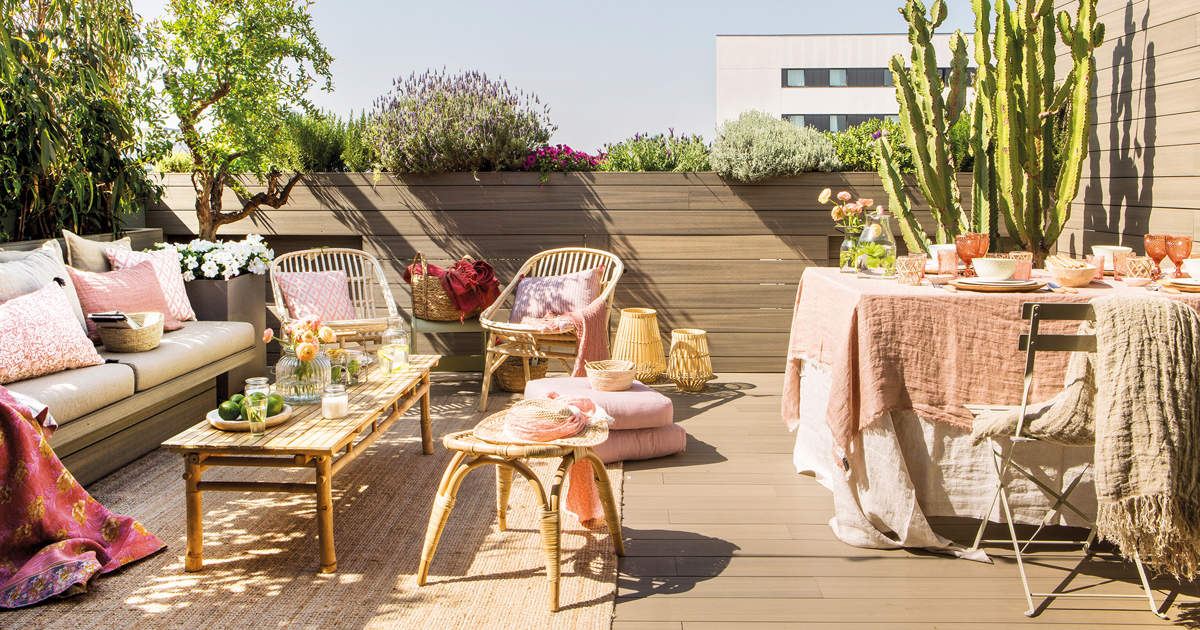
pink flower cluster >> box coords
[521,144,605,172]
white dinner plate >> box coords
[957,278,1040,287]
[1168,277,1200,287]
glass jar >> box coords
[244,377,270,436]
[378,317,409,374]
[855,207,898,278]
[837,226,862,273]
[343,349,368,386]
[322,384,348,419]
[274,347,332,405]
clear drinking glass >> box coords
[895,255,924,286]
[1125,255,1156,285]
[244,377,270,437]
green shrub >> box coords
[154,150,196,173]
[341,112,377,172]
[275,110,346,172]
[710,111,840,182]
[367,69,555,173]
[829,119,914,173]
[600,130,710,172]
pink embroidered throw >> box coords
[520,296,610,377]
[519,393,607,524]
[0,388,164,608]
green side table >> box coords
[411,316,486,372]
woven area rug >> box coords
[3,379,622,629]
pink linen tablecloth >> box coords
[782,267,1200,466]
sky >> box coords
[131,0,975,152]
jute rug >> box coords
[3,379,621,629]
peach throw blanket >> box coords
[521,297,610,377]
[508,394,609,524]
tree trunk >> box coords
[194,173,219,240]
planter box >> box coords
[186,273,266,394]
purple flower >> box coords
[871,130,883,140]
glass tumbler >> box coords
[895,255,924,286]
[1008,251,1033,281]
[244,377,270,437]
[1125,255,1156,285]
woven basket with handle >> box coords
[496,360,548,392]
[98,312,164,353]
[410,253,480,321]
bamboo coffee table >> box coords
[162,354,441,574]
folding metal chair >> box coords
[965,302,1171,618]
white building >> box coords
[715,34,970,132]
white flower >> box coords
[247,259,268,275]
[200,260,220,278]
[182,270,195,281]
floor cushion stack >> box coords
[524,377,686,463]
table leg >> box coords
[183,454,204,572]
[420,372,433,455]
[315,455,337,573]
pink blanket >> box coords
[521,296,610,377]
[519,393,608,525]
[0,388,164,608]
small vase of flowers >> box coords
[820,188,873,273]
[264,318,335,405]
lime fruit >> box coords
[331,365,343,382]
[217,401,241,421]
[267,394,284,416]
[230,393,245,406]
[348,359,360,376]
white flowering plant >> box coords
[151,234,273,281]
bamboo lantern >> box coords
[667,328,714,392]
[611,307,666,383]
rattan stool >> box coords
[416,430,624,611]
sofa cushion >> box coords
[0,283,104,384]
[510,267,601,322]
[107,247,196,322]
[62,228,129,272]
[101,320,254,391]
[524,377,674,430]
[593,424,687,464]
[67,261,183,341]
[5,363,135,425]
[0,240,87,332]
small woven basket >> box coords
[667,328,714,392]
[496,359,548,392]
[98,312,164,353]
[585,359,635,391]
[410,253,479,321]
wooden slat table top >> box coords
[163,355,440,456]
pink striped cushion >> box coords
[66,262,183,341]
[509,267,602,323]
[106,248,196,322]
[0,283,103,384]
[274,270,358,321]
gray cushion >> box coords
[101,320,254,391]
[0,240,87,332]
[5,363,135,425]
[62,228,130,272]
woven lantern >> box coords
[667,328,714,392]
[611,307,666,383]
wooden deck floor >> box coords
[613,373,1200,630]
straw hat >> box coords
[473,398,609,447]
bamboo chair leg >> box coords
[522,356,531,385]
[418,456,472,585]
[480,334,500,411]
[496,465,514,531]
[541,455,574,612]
[583,450,625,556]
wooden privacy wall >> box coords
[148,171,951,372]
[1055,0,1200,253]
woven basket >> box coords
[667,328,714,392]
[611,307,666,383]
[496,359,548,392]
[411,253,479,321]
[585,359,635,391]
[98,312,164,353]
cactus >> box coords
[880,0,1100,262]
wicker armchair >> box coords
[478,247,623,410]
[269,248,400,348]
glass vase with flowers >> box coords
[819,188,872,273]
[263,318,335,405]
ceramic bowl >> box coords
[1047,264,1098,287]
[1091,245,1133,271]
[971,257,1017,281]
[1181,258,1200,278]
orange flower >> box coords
[837,191,852,202]
[296,342,318,362]
[858,198,874,208]
[318,326,337,343]
[262,328,275,344]
[831,207,846,221]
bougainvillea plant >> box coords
[520,145,604,182]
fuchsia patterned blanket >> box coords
[0,388,164,608]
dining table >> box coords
[781,266,1200,557]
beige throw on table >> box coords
[973,295,1200,580]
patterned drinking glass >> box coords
[1008,251,1033,281]
[1144,234,1168,277]
[936,247,958,276]
[1085,254,1106,281]
[955,232,989,277]
[1126,255,1156,282]
[895,255,924,286]
[1110,249,1130,281]
[1166,235,1193,278]
[905,253,928,279]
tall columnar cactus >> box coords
[876,0,980,253]
[973,0,1102,264]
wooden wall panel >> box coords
[152,173,957,372]
[1055,0,1200,257]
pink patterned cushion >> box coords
[66,262,183,341]
[106,248,196,322]
[0,283,103,384]
[509,267,602,323]
[274,270,358,321]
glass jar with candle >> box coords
[378,317,410,374]
[322,384,348,419]
[244,377,270,436]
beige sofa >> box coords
[7,320,256,485]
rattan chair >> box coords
[965,302,1172,618]
[478,247,624,410]
[269,248,399,348]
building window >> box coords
[785,113,899,131]
[886,114,901,123]
[829,69,847,87]
[783,69,805,87]
[829,115,848,132]
[785,114,805,127]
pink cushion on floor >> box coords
[524,376,673,430]
[593,424,687,464]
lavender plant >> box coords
[600,130,710,172]
[367,70,555,173]
[711,110,840,182]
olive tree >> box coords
[150,0,333,240]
